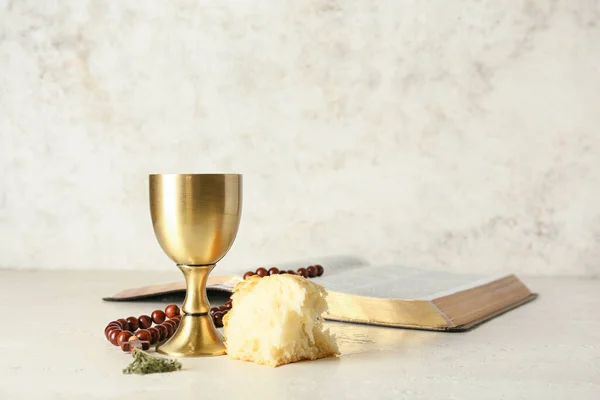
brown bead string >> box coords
[211,264,325,327]
[209,299,232,328]
[242,264,324,280]
[104,304,182,352]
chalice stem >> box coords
[156,263,226,357]
[179,264,214,315]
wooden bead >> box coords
[106,321,121,330]
[138,315,152,329]
[243,271,255,280]
[105,327,120,340]
[162,323,174,338]
[255,267,268,277]
[164,319,177,328]
[224,300,233,308]
[105,323,121,336]
[155,324,168,341]
[136,329,151,342]
[151,310,166,324]
[165,304,180,319]
[316,265,324,276]
[218,305,228,311]
[105,327,116,339]
[287,270,297,275]
[116,318,129,331]
[307,266,318,278]
[268,267,279,275]
[108,329,122,346]
[126,317,139,332]
[117,331,133,346]
[279,270,287,274]
[297,268,308,278]
[213,311,224,328]
[147,327,159,345]
[210,307,220,314]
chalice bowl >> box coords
[149,174,242,357]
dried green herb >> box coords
[122,348,182,375]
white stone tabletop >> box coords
[0,270,598,400]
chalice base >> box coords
[156,314,226,357]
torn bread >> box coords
[223,274,339,367]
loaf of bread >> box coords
[223,274,340,367]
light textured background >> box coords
[1,1,599,276]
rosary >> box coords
[105,264,325,352]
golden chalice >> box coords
[149,173,242,357]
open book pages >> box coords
[104,255,536,331]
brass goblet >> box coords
[149,173,242,357]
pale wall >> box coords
[1,1,599,276]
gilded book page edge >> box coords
[324,293,538,332]
[324,290,450,329]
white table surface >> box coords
[0,270,598,400]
